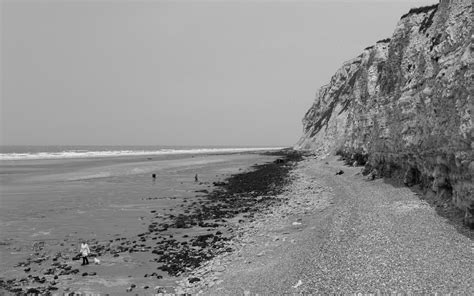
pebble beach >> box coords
[1,150,473,295]
[184,154,474,295]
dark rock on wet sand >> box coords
[145,150,303,276]
[0,150,303,294]
[189,277,201,283]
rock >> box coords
[295,1,473,225]
[213,265,225,272]
[369,169,378,180]
[26,288,41,294]
[70,269,80,274]
[403,167,421,187]
[215,279,224,285]
[175,218,187,228]
[292,280,303,288]
[188,277,201,283]
[464,209,474,229]
[34,276,46,284]
[422,87,433,96]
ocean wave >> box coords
[0,147,285,161]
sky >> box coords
[1,0,437,147]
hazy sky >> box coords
[1,0,436,147]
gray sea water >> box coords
[0,145,282,160]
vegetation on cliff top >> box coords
[376,38,391,44]
[400,4,438,19]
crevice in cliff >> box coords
[335,149,368,167]
[419,7,438,33]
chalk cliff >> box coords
[296,0,473,226]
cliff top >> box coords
[400,3,439,19]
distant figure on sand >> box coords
[152,173,156,180]
[195,174,199,182]
[80,241,90,265]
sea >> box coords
[0,145,283,161]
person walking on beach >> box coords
[80,241,90,265]
[195,174,199,182]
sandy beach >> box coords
[0,151,293,294]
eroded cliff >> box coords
[296,0,473,226]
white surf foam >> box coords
[0,147,285,161]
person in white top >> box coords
[80,241,91,265]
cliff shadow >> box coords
[336,151,473,240]
[377,176,473,240]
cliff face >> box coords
[296,0,473,226]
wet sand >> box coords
[0,151,297,294]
